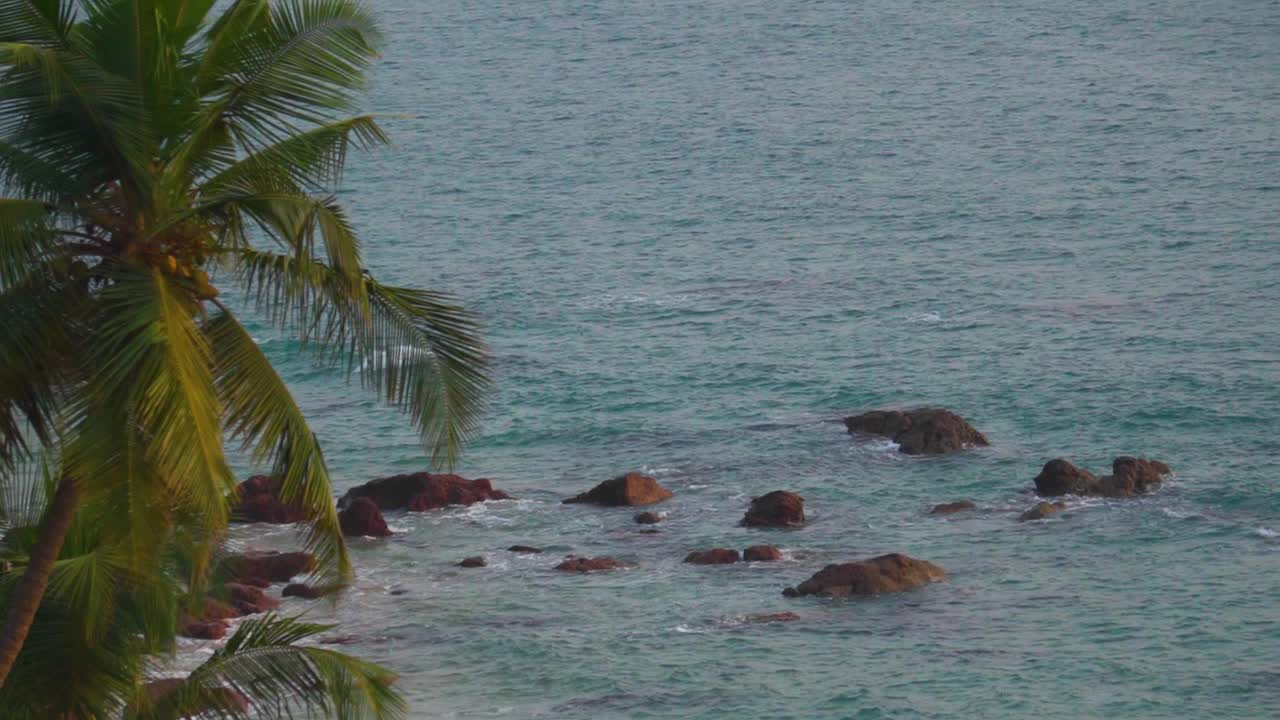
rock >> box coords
[318,635,360,645]
[554,556,625,572]
[225,583,280,615]
[782,553,945,598]
[282,583,328,599]
[929,500,976,515]
[743,611,800,624]
[508,545,543,554]
[743,545,783,562]
[458,556,486,568]
[634,511,662,524]
[230,475,305,524]
[741,490,805,527]
[199,598,239,620]
[180,619,229,640]
[222,551,316,585]
[684,548,741,565]
[1020,501,1067,521]
[562,473,674,507]
[1094,456,1170,497]
[144,678,249,715]
[1033,459,1097,496]
[337,472,511,512]
[844,408,989,455]
[339,497,392,537]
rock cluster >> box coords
[844,408,989,455]
[554,556,625,572]
[1034,457,1171,497]
[338,472,512,511]
[230,475,304,524]
[562,473,674,507]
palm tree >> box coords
[0,0,487,694]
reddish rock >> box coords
[1094,456,1171,497]
[145,678,249,715]
[230,475,305,524]
[339,497,392,537]
[743,545,783,562]
[743,611,800,624]
[741,491,805,527]
[1033,459,1097,496]
[1020,501,1068,521]
[684,548,741,565]
[181,619,229,640]
[554,556,625,572]
[508,545,543,554]
[562,473,674,507]
[222,551,316,585]
[338,472,511,512]
[634,511,662,524]
[225,583,280,615]
[929,500,976,515]
[844,408,988,455]
[782,553,945,598]
[199,598,239,621]
[282,583,328,599]
[458,556,486,568]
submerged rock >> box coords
[282,583,329,599]
[339,497,392,537]
[743,545,783,562]
[222,551,316,585]
[508,545,543,554]
[230,475,304,524]
[554,556,625,572]
[844,408,989,455]
[684,548,741,565]
[225,583,280,615]
[458,556,487,568]
[782,553,945,598]
[562,473,674,507]
[180,618,229,640]
[338,472,512,511]
[634,511,662,524]
[929,500,976,515]
[1020,501,1067,521]
[1033,457,1171,497]
[743,611,800,624]
[741,491,805,527]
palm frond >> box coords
[0,197,53,288]
[0,0,75,47]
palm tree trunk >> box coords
[0,475,79,687]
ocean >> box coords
[224,1,1280,717]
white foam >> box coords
[907,311,943,323]
[1256,527,1278,539]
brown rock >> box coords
[458,556,486,568]
[339,497,392,537]
[634,511,662,524]
[1020,501,1068,521]
[562,473,674,507]
[1033,459,1097,496]
[741,491,805,527]
[199,598,239,621]
[684,548,741,565]
[782,553,945,598]
[844,408,989,455]
[1095,456,1171,497]
[508,545,543,554]
[282,583,328,599]
[145,678,249,715]
[338,472,512,512]
[554,556,625,572]
[743,611,800,624]
[743,545,783,562]
[222,551,316,585]
[225,583,280,615]
[180,619,229,640]
[230,475,305,524]
[929,500,976,515]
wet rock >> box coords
[1020,501,1068,521]
[634,511,662,524]
[562,473,674,507]
[1094,456,1171,497]
[199,598,239,621]
[743,611,800,624]
[554,556,625,572]
[741,490,805,527]
[230,475,305,524]
[844,408,989,455]
[222,551,316,585]
[318,635,360,645]
[684,548,741,565]
[782,553,945,598]
[458,556,486,568]
[282,583,328,599]
[508,545,543,554]
[339,497,392,537]
[1033,459,1097,496]
[743,545,783,562]
[180,619,229,640]
[225,583,280,615]
[338,472,511,511]
[929,500,976,515]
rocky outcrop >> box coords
[339,497,392,537]
[1020,501,1067,521]
[929,500,976,515]
[844,408,989,455]
[230,475,304,524]
[508,545,543,554]
[741,491,805,527]
[221,551,316,585]
[743,545,783,562]
[458,556,486,568]
[554,556,625,572]
[684,548,740,565]
[226,583,280,615]
[562,473,673,507]
[1034,457,1171,497]
[782,553,945,598]
[282,583,328,599]
[180,619,229,640]
[1033,459,1097,496]
[634,511,662,524]
[338,472,511,512]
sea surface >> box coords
[223,1,1280,717]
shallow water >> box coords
[222,1,1279,717]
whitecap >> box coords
[907,311,943,323]
[1256,527,1278,539]
[673,623,710,635]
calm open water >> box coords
[224,1,1280,717]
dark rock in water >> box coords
[743,545,783,562]
[508,545,543,554]
[222,551,316,585]
[743,612,800,624]
[180,618,229,640]
[230,475,305,524]
[1020,501,1067,521]
[458,556,486,568]
[634,511,663,524]
[741,490,805,527]
[929,500,976,515]
[225,583,280,615]
[782,553,945,598]
[554,556,625,572]
[562,473,674,507]
[339,497,392,537]
[1033,459,1097,496]
[319,635,360,645]
[338,472,511,511]
[282,583,328,599]
[684,548,741,565]
[844,408,989,455]
[145,678,250,715]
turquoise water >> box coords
[227,1,1280,717]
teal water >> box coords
[226,1,1280,717]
